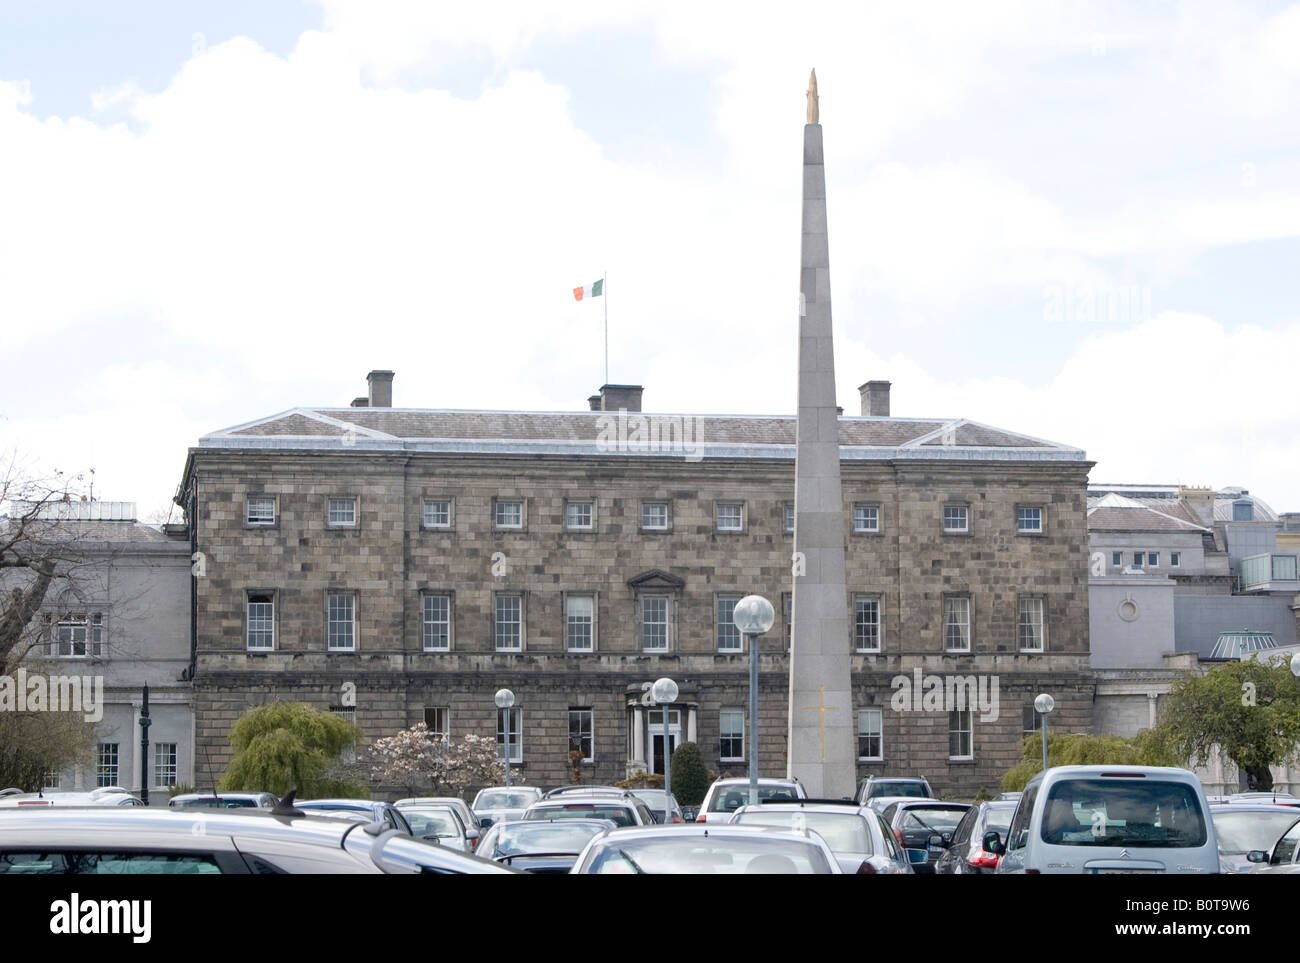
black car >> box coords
[882,801,970,874]
[932,801,1017,874]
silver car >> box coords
[730,801,913,874]
[571,824,841,874]
[0,787,145,808]
[396,796,481,832]
[472,786,544,828]
[0,807,519,873]
[400,805,474,852]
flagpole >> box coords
[603,270,608,386]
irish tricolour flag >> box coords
[573,279,603,301]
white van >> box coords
[984,765,1219,874]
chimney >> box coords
[588,395,602,411]
[1178,485,1215,526]
[367,370,394,408]
[598,384,643,412]
[859,380,891,417]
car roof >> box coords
[735,802,869,815]
[295,799,387,808]
[1028,765,1200,787]
[0,806,368,844]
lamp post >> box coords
[139,683,151,807]
[651,677,678,823]
[1035,693,1055,773]
[495,689,515,788]
[733,595,776,808]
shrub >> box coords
[669,742,709,807]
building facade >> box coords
[178,373,1095,799]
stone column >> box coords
[631,705,645,769]
[687,706,697,745]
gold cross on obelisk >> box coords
[802,685,839,761]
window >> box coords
[1017,507,1042,533]
[943,505,968,533]
[494,500,523,529]
[566,594,594,652]
[332,706,358,763]
[1132,552,1144,569]
[715,502,743,532]
[717,596,742,652]
[53,613,103,657]
[1170,552,1181,567]
[854,597,881,652]
[641,501,670,531]
[422,593,451,651]
[1233,501,1254,522]
[96,743,119,788]
[783,502,795,533]
[497,708,522,763]
[154,743,178,788]
[247,594,275,651]
[948,710,973,760]
[641,596,669,651]
[853,504,879,533]
[1111,551,1122,567]
[43,771,61,789]
[568,709,593,762]
[423,706,449,743]
[1018,597,1045,651]
[1022,705,1043,737]
[326,592,356,651]
[944,596,971,651]
[495,594,522,651]
[720,709,745,762]
[565,501,594,531]
[1273,555,1299,581]
[246,496,275,525]
[423,499,452,529]
[782,592,792,651]
[857,709,883,761]
[328,496,357,527]
[1147,552,1159,567]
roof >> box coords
[194,407,1088,464]
[1209,630,1279,660]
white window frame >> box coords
[497,707,523,763]
[1147,552,1159,568]
[494,499,524,530]
[944,596,971,652]
[853,504,880,533]
[1111,551,1122,567]
[422,499,453,530]
[857,708,883,761]
[854,596,882,653]
[715,502,744,533]
[423,706,450,743]
[246,593,275,651]
[52,612,104,658]
[1016,507,1043,533]
[641,501,670,531]
[568,708,594,763]
[948,710,973,761]
[717,595,743,652]
[246,496,276,525]
[564,500,595,531]
[1018,597,1046,652]
[1170,552,1181,568]
[943,505,969,533]
[719,709,745,762]
[96,742,119,788]
[154,743,178,789]
[565,593,595,652]
[495,593,523,652]
[641,595,670,652]
[326,591,357,652]
[328,496,357,528]
[783,502,795,534]
[422,593,452,652]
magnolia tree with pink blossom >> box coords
[367,723,508,797]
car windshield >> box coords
[709,786,799,812]
[733,811,872,854]
[174,797,257,809]
[631,791,671,807]
[872,782,927,797]
[983,807,1015,836]
[477,791,537,810]
[1041,779,1208,848]
[488,822,607,856]
[901,808,966,833]
[404,810,461,838]
[587,836,831,874]
[1212,811,1300,854]
[530,805,636,827]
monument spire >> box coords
[788,70,854,798]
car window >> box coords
[951,808,975,845]
[902,808,966,833]
[1211,811,1300,854]
[877,814,905,862]
[587,837,831,874]
[734,811,872,854]
[1006,783,1036,850]
[1040,779,1207,848]
[0,851,224,874]
[1273,820,1300,864]
[405,811,461,839]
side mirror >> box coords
[983,831,1005,855]
[422,835,442,845]
[1246,850,1268,864]
[927,833,946,851]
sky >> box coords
[1,0,1298,520]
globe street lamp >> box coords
[651,677,678,823]
[495,689,515,788]
[1034,693,1055,773]
[1291,652,1300,679]
[734,595,776,807]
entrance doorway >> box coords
[647,709,681,775]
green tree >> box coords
[1002,730,1179,792]
[1157,657,1300,792]
[668,741,709,807]
[221,703,366,797]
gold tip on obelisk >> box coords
[806,68,819,124]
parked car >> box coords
[856,776,934,805]
[1226,791,1298,804]
[571,824,841,874]
[0,787,145,808]
[476,818,617,873]
[399,805,475,852]
[730,800,912,874]
[471,786,545,827]
[1246,813,1300,873]
[543,785,629,798]
[1211,804,1300,873]
[168,792,278,810]
[932,800,1017,874]
[0,805,518,873]
[293,798,413,835]
[985,765,1219,874]
[523,794,657,828]
[627,789,684,824]
[697,777,806,823]
[396,796,481,832]
[881,800,970,874]
[863,794,940,814]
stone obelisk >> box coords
[788,69,855,799]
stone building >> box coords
[177,372,1094,799]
